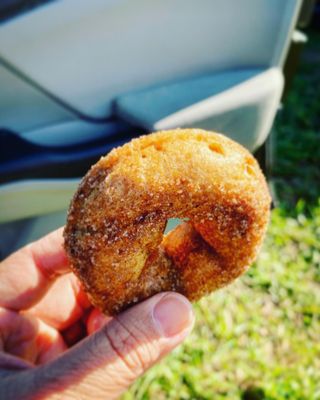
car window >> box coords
[0,0,55,24]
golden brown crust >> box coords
[64,129,271,315]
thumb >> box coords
[30,292,193,399]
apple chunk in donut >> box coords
[64,129,271,315]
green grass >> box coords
[123,30,320,400]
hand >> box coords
[0,228,194,400]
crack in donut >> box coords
[64,129,271,315]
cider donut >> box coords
[64,129,271,315]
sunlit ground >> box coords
[123,29,320,400]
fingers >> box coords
[0,228,70,310]
[30,293,194,400]
[86,308,112,335]
[61,320,87,347]
[0,352,33,372]
[0,308,38,363]
[0,308,66,365]
[28,273,91,331]
[35,319,67,364]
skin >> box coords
[0,228,194,400]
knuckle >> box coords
[103,317,156,376]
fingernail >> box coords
[153,294,194,337]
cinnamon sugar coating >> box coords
[64,129,271,315]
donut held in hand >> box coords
[64,129,271,315]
